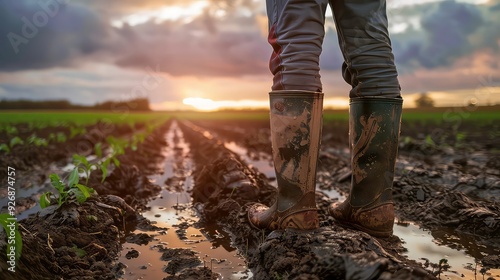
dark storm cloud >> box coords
[111,15,270,76]
[1,0,497,77]
[0,0,110,71]
[0,0,270,76]
[320,0,498,73]
[391,0,498,70]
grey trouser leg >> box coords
[330,0,401,98]
[267,0,328,92]
[266,0,401,98]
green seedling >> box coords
[93,142,112,181]
[49,132,67,143]
[57,132,67,143]
[0,143,10,153]
[75,151,112,183]
[5,126,18,136]
[107,136,127,156]
[94,142,103,158]
[424,135,436,147]
[0,213,22,261]
[27,134,48,147]
[106,136,129,169]
[34,122,47,130]
[40,171,94,209]
[99,157,112,183]
[72,245,87,258]
[87,215,98,222]
[73,154,95,186]
[69,127,87,139]
[131,131,148,151]
[146,123,156,134]
[455,132,466,148]
[9,136,24,148]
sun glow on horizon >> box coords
[182,97,269,111]
[182,97,220,111]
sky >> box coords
[0,0,499,111]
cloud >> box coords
[0,0,270,77]
[1,0,498,85]
[0,0,111,71]
[391,0,499,71]
[111,15,270,76]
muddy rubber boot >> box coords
[329,97,402,238]
[248,91,323,230]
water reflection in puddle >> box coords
[394,222,500,279]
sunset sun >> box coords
[183,97,219,111]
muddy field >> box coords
[0,115,499,280]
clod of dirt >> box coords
[160,248,202,275]
[482,255,500,268]
[125,249,140,259]
[162,266,219,280]
[126,233,155,245]
[396,180,500,239]
[135,215,168,232]
[172,221,192,240]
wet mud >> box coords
[0,122,169,279]
[1,117,499,279]
[191,118,500,279]
[0,196,133,279]
[183,120,437,280]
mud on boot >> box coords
[329,97,402,238]
[248,91,323,230]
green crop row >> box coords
[0,111,171,126]
[0,130,85,154]
[39,120,160,209]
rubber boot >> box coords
[248,91,323,230]
[329,97,402,238]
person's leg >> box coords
[267,0,328,92]
[247,0,328,230]
[330,0,401,98]
[328,0,403,237]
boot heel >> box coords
[280,209,319,230]
[355,204,395,238]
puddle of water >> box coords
[119,121,251,279]
[394,222,500,279]
[224,141,276,187]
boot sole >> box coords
[333,217,392,238]
[247,203,319,231]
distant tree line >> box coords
[0,98,151,111]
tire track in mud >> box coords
[178,120,435,280]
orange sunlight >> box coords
[182,97,270,111]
